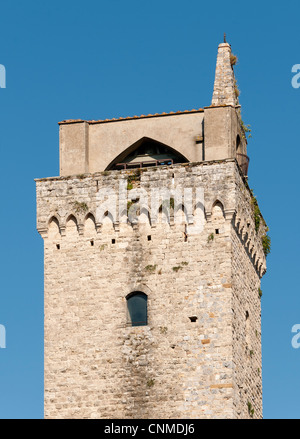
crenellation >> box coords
[37,160,266,276]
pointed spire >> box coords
[211,41,239,107]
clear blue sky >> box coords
[0,0,299,419]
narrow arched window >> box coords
[236,134,241,151]
[126,292,148,326]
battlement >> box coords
[36,160,266,278]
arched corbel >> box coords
[224,208,236,221]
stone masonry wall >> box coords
[230,178,266,419]
[36,160,266,419]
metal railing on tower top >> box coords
[236,153,250,177]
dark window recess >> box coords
[56,244,60,250]
[127,292,147,326]
[189,316,198,322]
[112,239,116,244]
[90,240,94,246]
[147,235,151,241]
[108,137,189,171]
[184,225,188,242]
[236,134,241,151]
[215,229,220,235]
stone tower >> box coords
[36,41,268,419]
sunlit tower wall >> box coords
[36,41,268,419]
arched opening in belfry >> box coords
[235,134,250,177]
[106,137,189,170]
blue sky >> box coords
[0,0,299,419]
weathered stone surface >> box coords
[211,43,238,107]
[36,160,266,419]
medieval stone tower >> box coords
[36,41,268,419]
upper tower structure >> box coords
[36,40,268,419]
[57,40,248,178]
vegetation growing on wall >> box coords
[73,201,88,214]
[240,119,252,140]
[249,190,271,256]
[261,233,271,256]
[230,53,238,66]
[250,192,261,233]
[127,169,142,190]
[247,401,254,418]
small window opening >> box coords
[215,229,220,235]
[56,244,60,250]
[112,239,116,244]
[189,316,198,322]
[245,310,251,350]
[90,240,94,246]
[236,134,241,151]
[127,292,148,326]
[147,235,151,241]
